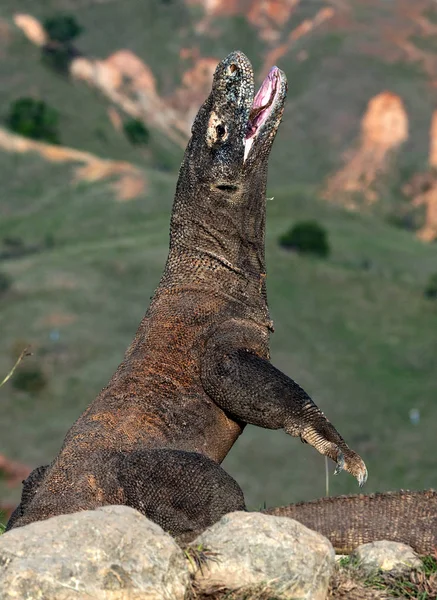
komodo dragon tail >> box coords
[262,489,437,555]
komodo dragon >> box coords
[6,52,436,554]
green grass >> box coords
[362,556,437,599]
[331,555,437,599]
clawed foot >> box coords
[333,449,368,487]
[293,422,368,487]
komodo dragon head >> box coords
[185,50,287,181]
[169,51,287,279]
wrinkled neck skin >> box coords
[167,157,269,290]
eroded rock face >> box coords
[352,540,423,575]
[0,505,189,600]
[13,14,47,46]
[324,91,408,206]
[191,511,335,600]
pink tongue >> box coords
[246,67,279,140]
[253,67,278,110]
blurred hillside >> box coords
[0,0,437,520]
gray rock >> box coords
[191,511,335,600]
[352,540,423,575]
[0,505,189,600]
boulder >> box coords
[191,511,335,600]
[352,540,423,575]
[0,505,189,600]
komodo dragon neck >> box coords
[165,157,269,289]
[154,57,286,319]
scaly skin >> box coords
[263,489,437,555]
[7,51,366,535]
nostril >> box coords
[216,124,226,138]
[228,63,237,74]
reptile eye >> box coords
[216,124,226,138]
[228,63,237,75]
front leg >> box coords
[201,321,367,486]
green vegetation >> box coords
[279,220,330,257]
[362,556,437,599]
[12,365,47,394]
[123,119,150,146]
[44,233,56,249]
[40,15,83,74]
[0,348,31,390]
[0,272,12,296]
[385,210,418,233]
[423,555,437,575]
[337,555,354,568]
[43,15,83,44]
[424,272,437,299]
[41,44,75,75]
[332,555,437,599]
[2,236,24,249]
[0,236,47,260]
[424,5,437,25]
[6,98,60,144]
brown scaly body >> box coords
[7,51,378,543]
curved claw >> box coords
[333,451,345,475]
[357,465,368,488]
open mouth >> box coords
[244,66,281,161]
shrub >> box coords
[279,220,330,258]
[6,98,60,144]
[424,272,437,300]
[0,272,12,296]
[123,119,150,146]
[44,233,55,249]
[41,44,75,74]
[385,211,417,232]
[2,236,24,248]
[43,15,83,44]
[40,15,82,74]
[12,366,47,394]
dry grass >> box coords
[191,581,309,600]
[330,554,437,600]
[186,555,437,600]
[0,346,30,389]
